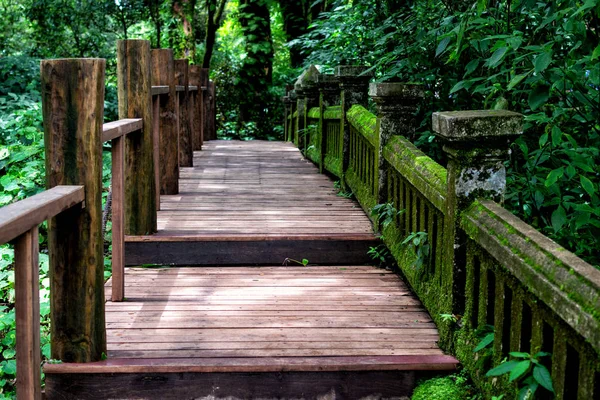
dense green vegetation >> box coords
[0,0,598,398]
[294,0,599,268]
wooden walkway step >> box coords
[125,141,377,266]
[44,266,457,399]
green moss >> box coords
[324,154,342,178]
[307,107,320,119]
[346,105,379,147]
[412,376,471,400]
[323,105,342,119]
[344,167,377,214]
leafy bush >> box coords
[295,0,600,267]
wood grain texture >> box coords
[200,68,209,142]
[123,140,377,265]
[41,58,107,362]
[0,186,83,245]
[189,65,202,151]
[174,59,193,167]
[151,49,179,196]
[101,118,142,142]
[117,39,157,235]
[111,135,125,302]
[14,227,41,400]
[45,370,419,399]
[45,265,455,398]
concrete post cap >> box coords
[432,110,523,143]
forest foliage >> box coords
[0,0,598,398]
[294,0,600,267]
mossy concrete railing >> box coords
[284,73,600,398]
[345,105,379,212]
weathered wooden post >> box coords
[433,110,523,313]
[293,65,320,150]
[208,80,216,140]
[288,89,297,143]
[190,65,203,151]
[369,83,424,204]
[117,40,157,235]
[317,74,340,173]
[200,68,210,142]
[336,66,373,182]
[41,58,107,362]
[151,49,179,195]
[175,59,193,167]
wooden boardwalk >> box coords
[45,141,457,399]
[125,141,379,265]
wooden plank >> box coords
[44,370,420,399]
[101,118,143,142]
[151,85,169,96]
[125,233,376,242]
[14,227,41,400]
[111,134,125,302]
[117,39,157,235]
[107,341,439,350]
[0,186,84,245]
[43,355,457,374]
[124,238,376,265]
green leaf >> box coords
[545,168,564,187]
[485,47,509,68]
[474,332,494,352]
[551,206,567,232]
[551,126,562,146]
[464,59,479,76]
[486,360,519,377]
[509,352,531,359]
[436,37,451,57]
[580,176,595,196]
[534,52,552,73]
[528,85,549,110]
[592,45,600,61]
[509,360,531,382]
[302,259,309,266]
[507,73,527,90]
[533,365,554,393]
[518,384,538,400]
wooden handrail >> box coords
[0,186,85,245]
[0,185,85,400]
[151,85,169,96]
[102,118,143,142]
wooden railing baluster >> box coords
[110,132,125,302]
[14,226,41,400]
[189,65,203,152]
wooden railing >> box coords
[286,70,600,399]
[0,40,215,399]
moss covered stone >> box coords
[411,376,471,400]
[347,105,378,147]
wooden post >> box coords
[151,49,179,195]
[14,226,41,400]
[208,80,216,140]
[117,39,157,236]
[110,135,125,301]
[41,58,106,362]
[175,59,193,167]
[200,68,210,142]
[189,65,203,151]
